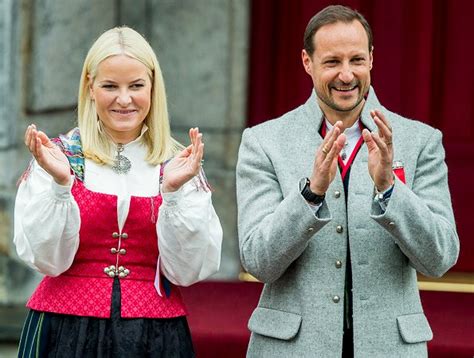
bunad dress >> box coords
[14,128,223,357]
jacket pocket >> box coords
[248,307,302,340]
[396,313,433,343]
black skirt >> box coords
[17,278,195,358]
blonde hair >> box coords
[78,26,181,165]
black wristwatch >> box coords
[299,177,325,205]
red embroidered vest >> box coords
[27,180,187,318]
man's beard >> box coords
[317,81,365,112]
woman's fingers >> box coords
[29,128,39,156]
[37,130,53,148]
[189,127,195,146]
[177,145,193,159]
[24,124,36,147]
[34,136,44,161]
[180,127,204,174]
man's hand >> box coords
[309,121,346,195]
[362,110,394,191]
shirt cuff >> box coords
[374,183,394,212]
[306,201,323,215]
[51,176,74,201]
[161,186,184,207]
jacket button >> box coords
[112,232,119,238]
[334,191,341,198]
[335,260,342,269]
[332,295,340,303]
[110,248,117,254]
[119,248,126,255]
[121,233,129,239]
[389,221,395,227]
[307,227,314,233]
[336,225,343,233]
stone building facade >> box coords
[0,0,248,339]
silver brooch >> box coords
[111,144,131,174]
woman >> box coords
[14,26,222,357]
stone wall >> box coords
[0,0,248,338]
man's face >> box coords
[302,20,373,117]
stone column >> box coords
[0,0,118,339]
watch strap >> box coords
[300,178,325,205]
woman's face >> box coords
[89,55,152,143]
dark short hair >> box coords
[304,5,373,55]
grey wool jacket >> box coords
[236,87,459,358]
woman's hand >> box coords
[25,124,71,186]
[162,127,204,193]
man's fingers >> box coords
[324,133,345,163]
[373,109,390,129]
[373,116,392,142]
[362,129,377,152]
[370,132,391,157]
[335,133,346,147]
[371,110,392,143]
[320,122,343,156]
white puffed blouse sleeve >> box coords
[13,161,80,276]
[14,136,222,293]
[157,178,222,287]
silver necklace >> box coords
[111,144,131,174]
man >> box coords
[236,5,459,358]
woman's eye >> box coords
[101,84,116,89]
[131,83,145,89]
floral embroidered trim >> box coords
[17,159,34,185]
[18,127,84,184]
[51,127,85,182]
[195,167,212,192]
